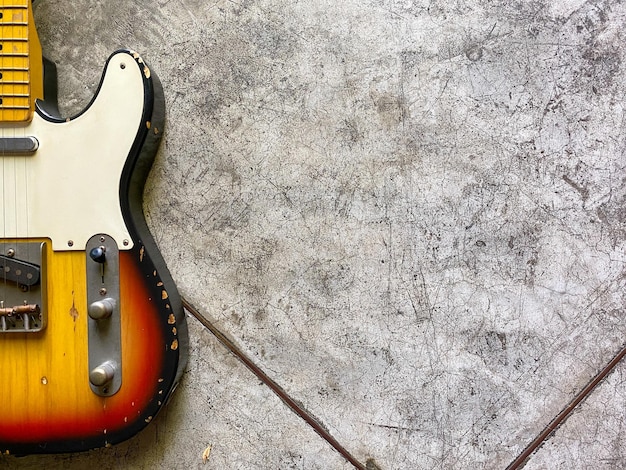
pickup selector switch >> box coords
[89,246,106,263]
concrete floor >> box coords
[3,0,626,468]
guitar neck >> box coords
[0,0,43,123]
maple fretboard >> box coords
[0,0,43,122]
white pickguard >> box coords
[0,51,148,251]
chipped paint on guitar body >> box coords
[0,50,187,454]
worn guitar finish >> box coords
[0,2,187,453]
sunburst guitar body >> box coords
[0,2,188,453]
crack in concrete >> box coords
[182,297,368,470]
[507,341,626,469]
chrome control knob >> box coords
[89,361,117,387]
[88,298,116,320]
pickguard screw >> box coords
[123,239,129,246]
[6,249,14,257]
[68,240,74,247]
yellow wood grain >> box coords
[0,241,93,422]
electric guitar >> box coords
[0,2,187,453]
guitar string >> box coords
[1,1,33,327]
[3,5,16,323]
[22,1,29,326]
[1,3,4,311]
[23,0,34,329]
[1,1,8,317]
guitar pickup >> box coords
[0,255,41,287]
[0,136,39,154]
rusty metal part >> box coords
[0,304,40,316]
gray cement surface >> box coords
[3,0,626,468]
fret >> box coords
[0,40,29,48]
[0,5,28,12]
